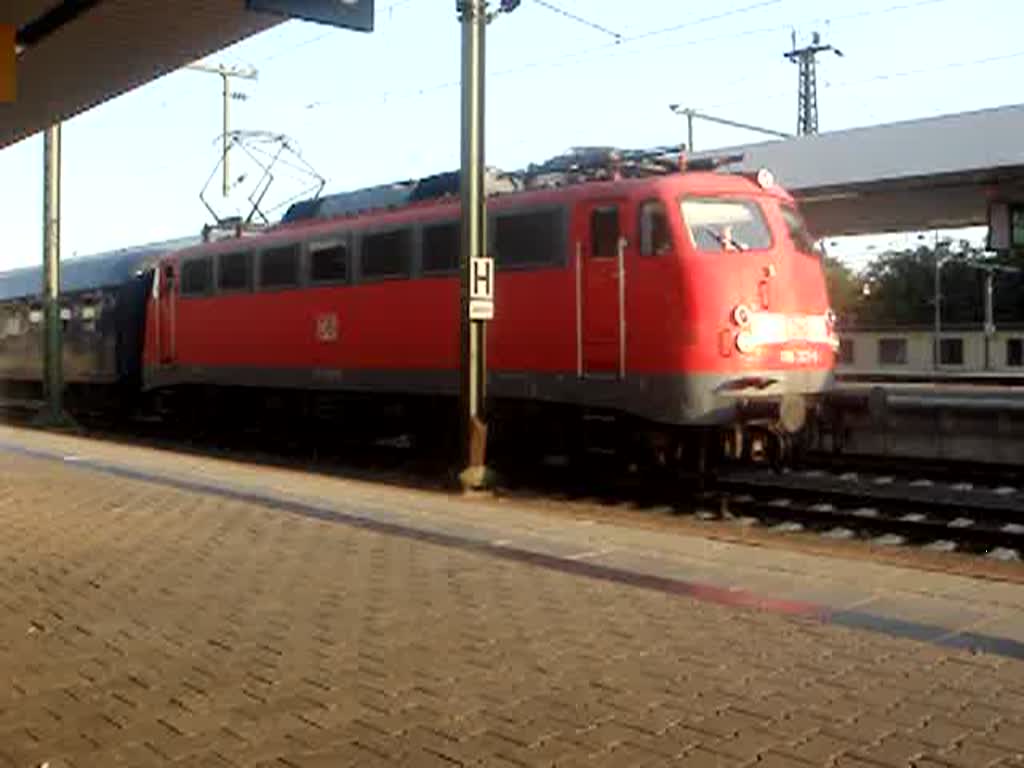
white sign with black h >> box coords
[469,256,494,320]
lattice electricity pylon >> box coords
[784,30,843,136]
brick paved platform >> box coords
[0,427,1023,766]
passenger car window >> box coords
[639,200,671,256]
[780,204,817,255]
[681,198,772,252]
[218,251,252,292]
[260,245,301,289]
[181,257,212,296]
[310,241,350,283]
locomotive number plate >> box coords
[316,313,339,342]
[780,347,821,365]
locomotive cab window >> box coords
[780,204,817,256]
[681,197,771,253]
[590,207,620,259]
[639,200,671,256]
[362,229,413,279]
[181,257,212,296]
[310,240,350,284]
[260,244,301,289]
[423,221,460,274]
[493,208,563,268]
[217,251,252,293]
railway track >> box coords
[710,466,1024,560]
[3,402,1024,563]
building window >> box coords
[1007,338,1023,367]
[838,338,854,364]
[423,221,460,273]
[310,241,350,284]
[181,257,212,296]
[939,337,964,366]
[878,337,907,365]
[218,251,252,292]
[259,245,301,289]
[494,208,564,268]
[362,229,413,279]
[639,201,672,256]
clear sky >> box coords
[1,0,1020,272]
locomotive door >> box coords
[157,263,175,365]
[579,201,627,377]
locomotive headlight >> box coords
[756,168,775,189]
[735,330,757,355]
[732,303,753,327]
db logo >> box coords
[316,313,339,342]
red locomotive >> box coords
[0,147,837,471]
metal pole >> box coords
[933,253,941,369]
[221,72,230,197]
[42,123,65,421]
[669,105,793,143]
[459,0,488,486]
[187,63,257,197]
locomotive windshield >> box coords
[680,197,772,253]
[780,204,818,256]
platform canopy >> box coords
[693,104,1024,238]
[0,0,283,149]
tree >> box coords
[822,254,863,324]
[850,241,1024,327]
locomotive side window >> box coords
[780,204,817,256]
[494,209,563,268]
[260,245,301,289]
[639,201,671,256]
[362,229,413,279]
[181,257,213,296]
[681,198,772,253]
[217,251,252,293]
[590,207,619,259]
[423,221,460,274]
[310,240,350,284]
